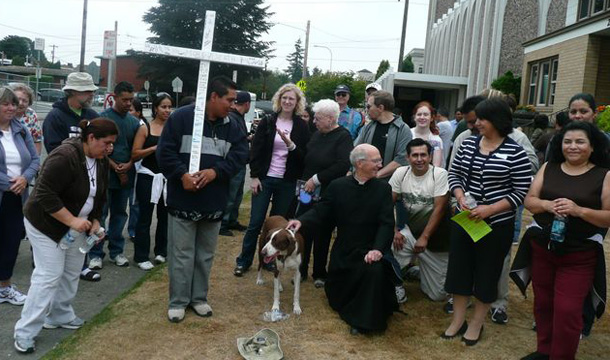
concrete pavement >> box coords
[0,237,150,359]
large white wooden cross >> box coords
[143,11,264,173]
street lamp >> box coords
[313,45,333,72]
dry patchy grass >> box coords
[45,207,610,360]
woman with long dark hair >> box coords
[521,121,610,360]
[131,92,173,270]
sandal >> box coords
[80,269,101,282]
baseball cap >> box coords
[235,91,251,104]
[365,83,382,92]
[334,84,350,95]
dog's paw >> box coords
[293,305,302,315]
[256,278,264,285]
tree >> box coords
[12,55,25,66]
[134,0,275,94]
[0,36,31,59]
[400,55,414,73]
[375,60,390,79]
[304,71,366,108]
[242,69,289,100]
[491,71,521,101]
[284,38,304,83]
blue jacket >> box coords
[156,104,249,213]
[42,98,99,153]
[0,118,40,206]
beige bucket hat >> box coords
[237,328,283,360]
[62,72,98,92]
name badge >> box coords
[494,153,508,160]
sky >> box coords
[0,0,429,75]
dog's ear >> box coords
[285,233,296,255]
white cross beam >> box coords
[142,11,264,173]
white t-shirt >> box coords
[1,129,22,178]
[78,156,97,218]
[389,165,449,237]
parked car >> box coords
[93,94,105,106]
[136,92,152,108]
[37,88,64,102]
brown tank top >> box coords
[533,162,607,252]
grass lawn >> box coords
[43,196,610,360]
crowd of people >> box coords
[1,71,608,360]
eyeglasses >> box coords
[335,92,348,97]
[365,158,383,164]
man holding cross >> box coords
[157,76,248,323]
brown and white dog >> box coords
[256,215,304,315]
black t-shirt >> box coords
[371,121,392,163]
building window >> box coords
[527,57,558,106]
[578,0,609,20]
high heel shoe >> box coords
[440,321,468,339]
[461,325,484,346]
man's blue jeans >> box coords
[90,188,131,260]
[222,166,246,228]
[235,177,295,269]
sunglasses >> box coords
[335,92,348,97]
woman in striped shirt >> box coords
[441,98,531,345]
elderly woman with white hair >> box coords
[297,99,353,286]
[10,83,42,154]
[234,83,311,276]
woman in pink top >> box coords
[234,84,311,276]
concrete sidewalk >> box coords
[0,236,149,359]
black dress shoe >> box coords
[219,228,234,237]
[233,265,247,277]
[520,351,549,360]
[462,325,484,346]
[440,321,468,339]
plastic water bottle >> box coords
[262,309,290,322]
[464,191,478,209]
[59,229,80,250]
[550,215,567,243]
[79,227,105,254]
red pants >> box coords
[531,241,596,360]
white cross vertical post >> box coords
[142,11,264,173]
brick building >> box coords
[99,55,146,92]
[424,0,610,113]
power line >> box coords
[0,22,80,40]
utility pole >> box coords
[79,0,88,71]
[262,60,268,100]
[398,0,410,72]
[51,45,58,64]
[107,21,118,93]
[302,20,310,79]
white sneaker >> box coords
[191,303,213,317]
[110,254,129,267]
[89,257,103,270]
[395,285,407,304]
[168,308,185,323]
[14,337,35,353]
[43,316,85,329]
[137,261,154,271]
[154,255,166,264]
[0,285,27,306]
